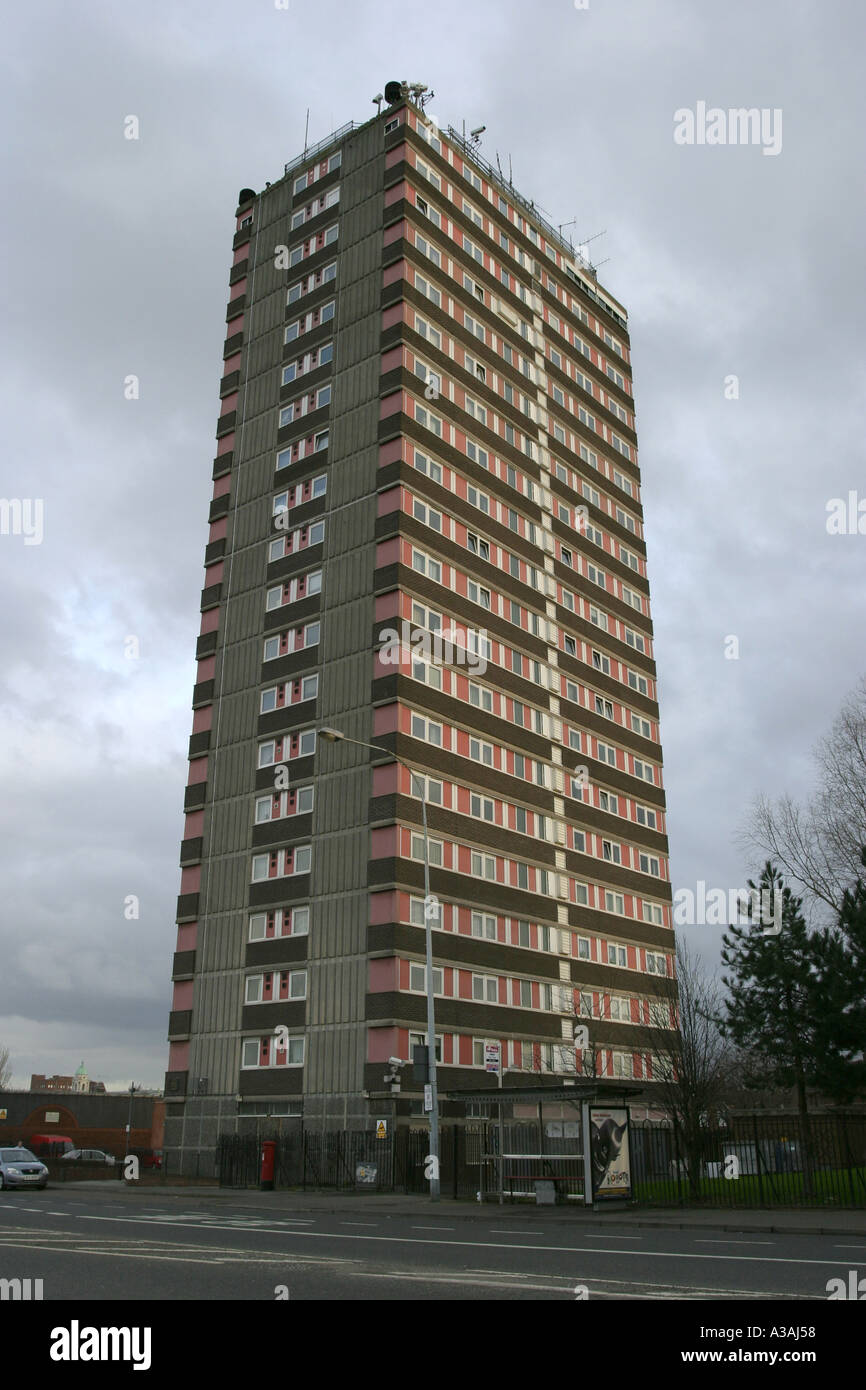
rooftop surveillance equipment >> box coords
[470,125,486,140]
[373,93,384,114]
[384,80,405,104]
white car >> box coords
[59,1148,116,1165]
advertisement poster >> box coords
[589,1107,631,1199]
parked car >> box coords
[0,1147,49,1190]
[59,1148,117,1165]
[128,1148,162,1171]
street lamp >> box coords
[319,726,442,1200]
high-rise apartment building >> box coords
[164,84,673,1172]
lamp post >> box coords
[319,726,441,1201]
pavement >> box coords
[56,1180,866,1236]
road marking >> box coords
[493,1229,545,1235]
[411,1225,455,1231]
[833,1244,866,1251]
[695,1239,774,1246]
[572,1232,643,1240]
[28,1212,851,1267]
[341,1221,377,1227]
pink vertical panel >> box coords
[187,757,208,784]
[168,1043,190,1069]
[172,980,193,1009]
[180,866,201,892]
[192,707,212,732]
[378,436,404,465]
[380,346,403,373]
[370,826,398,858]
[369,891,397,925]
[379,390,403,419]
[367,1027,400,1063]
[369,958,398,992]
[372,764,398,797]
[373,704,400,736]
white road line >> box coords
[494,1229,545,1235]
[411,1225,455,1231]
[695,1239,775,1246]
[40,1212,849,1266]
[573,1233,643,1240]
[833,1244,866,1250]
[340,1221,377,1227]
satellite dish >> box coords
[384,81,404,104]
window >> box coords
[411,833,443,866]
[411,713,442,746]
[472,974,498,1003]
[643,902,664,925]
[409,1031,442,1062]
[471,912,497,940]
[602,840,621,865]
[639,852,660,877]
[605,891,625,915]
[409,964,444,994]
[471,852,497,880]
[592,650,611,675]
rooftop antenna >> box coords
[508,154,512,185]
[303,107,310,158]
[574,228,607,266]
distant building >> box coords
[30,1063,106,1095]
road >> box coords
[1,1185,864,1300]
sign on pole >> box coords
[423,1084,433,1112]
[375,1119,387,1139]
[484,1043,501,1074]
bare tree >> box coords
[0,1047,13,1090]
[738,676,866,919]
[632,939,738,1196]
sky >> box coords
[1,0,863,1090]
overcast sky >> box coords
[1,0,863,1090]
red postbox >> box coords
[260,1139,276,1191]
